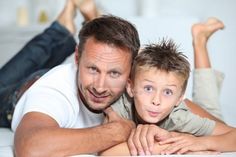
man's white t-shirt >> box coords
[11,63,104,131]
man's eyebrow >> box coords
[108,67,122,73]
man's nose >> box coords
[93,75,107,94]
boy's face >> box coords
[127,68,184,124]
[76,37,132,111]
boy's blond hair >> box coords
[131,39,190,93]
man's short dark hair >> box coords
[78,15,140,61]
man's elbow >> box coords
[14,136,40,157]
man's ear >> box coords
[75,46,80,66]
[175,94,184,107]
[126,79,134,98]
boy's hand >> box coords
[127,124,171,156]
[159,134,214,154]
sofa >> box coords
[0,128,14,157]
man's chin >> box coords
[86,101,110,114]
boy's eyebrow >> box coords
[165,84,178,88]
[143,79,178,87]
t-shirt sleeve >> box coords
[20,86,75,127]
[111,94,132,120]
[161,102,216,136]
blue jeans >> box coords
[0,21,76,128]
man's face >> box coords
[127,68,184,124]
[77,37,132,111]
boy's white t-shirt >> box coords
[11,63,104,131]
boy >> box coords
[101,18,236,156]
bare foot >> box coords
[73,0,100,21]
[57,0,77,34]
[192,17,225,43]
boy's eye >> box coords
[110,71,121,78]
[144,85,153,93]
[163,89,173,96]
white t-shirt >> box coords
[11,63,104,131]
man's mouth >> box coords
[88,89,110,103]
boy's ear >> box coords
[126,79,134,98]
[175,94,184,107]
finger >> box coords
[159,136,181,145]
[103,107,120,122]
[154,127,170,141]
[139,125,151,155]
[128,129,138,156]
[133,125,145,155]
[177,147,192,154]
[184,150,221,155]
[146,125,157,153]
[103,116,108,124]
[161,139,187,155]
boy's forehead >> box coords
[135,67,185,83]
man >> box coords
[12,9,140,157]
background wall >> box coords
[0,0,236,126]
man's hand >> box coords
[127,124,171,156]
[159,134,215,155]
[103,107,135,142]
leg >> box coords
[0,0,100,128]
[191,18,225,119]
[0,21,75,128]
[57,0,100,34]
[0,0,99,88]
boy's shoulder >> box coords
[111,93,133,120]
[159,101,215,136]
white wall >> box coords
[0,0,236,126]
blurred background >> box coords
[0,0,236,126]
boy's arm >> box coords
[99,141,171,156]
[184,99,224,123]
[14,110,134,157]
[159,122,236,154]
[205,128,236,152]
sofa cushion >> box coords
[0,128,14,146]
[0,128,14,157]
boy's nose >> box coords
[152,93,160,106]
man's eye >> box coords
[110,71,120,78]
[88,67,98,74]
[163,89,173,96]
[144,86,153,93]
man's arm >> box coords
[184,99,224,123]
[14,111,134,157]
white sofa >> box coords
[0,128,14,157]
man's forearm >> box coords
[15,121,131,157]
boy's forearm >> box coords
[100,141,170,155]
[205,130,236,152]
